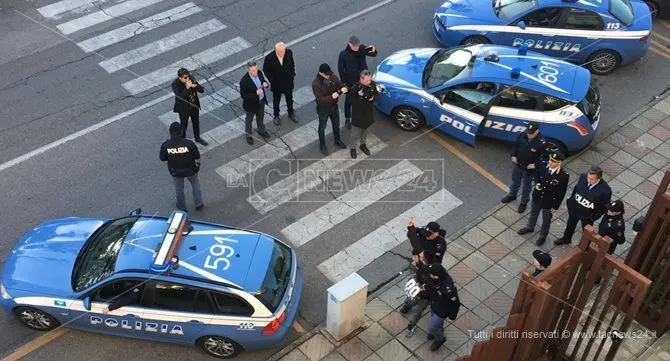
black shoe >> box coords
[320,146,328,155]
[536,237,546,246]
[517,204,527,213]
[246,136,253,145]
[196,204,204,211]
[289,113,299,123]
[554,237,571,246]
[427,333,434,340]
[257,130,271,139]
[399,304,411,314]
[350,148,357,159]
[518,227,533,235]
[501,195,516,204]
[359,144,371,156]
[335,140,347,149]
[345,118,351,129]
[195,138,209,146]
[429,339,445,351]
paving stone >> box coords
[549,217,568,238]
[649,124,670,141]
[493,205,524,226]
[637,133,663,150]
[379,312,409,337]
[481,265,514,288]
[500,277,520,298]
[441,252,459,271]
[590,140,619,157]
[550,244,574,259]
[362,353,383,361]
[322,352,347,361]
[472,303,501,324]
[442,354,458,361]
[366,298,393,322]
[515,242,543,264]
[414,340,451,361]
[641,151,669,168]
[477,217,507,238]
[608,178,633,199]
[358,323,393,351]
[610,150,639,167]
[337,337,373,361]
[449,262,477,287]
[606,133,632,148]
[620,126,647,143]
[480,239,511,262]
[299,334,336,361]
[282,349,311,361]
[376,339,412,361]
[578,150,608,166]
[443,325,470,353]
[566,157,591,174]
[621,201,639,221]
[656,142,670,158]
[496,229,526,251]
[452,310,489,336]
[624,139,652,158]
[462,251,494,274]
[447,239,475,261]
[397,327,428,352]
[379,286,406,310]
[464,276,498,302]
[622,189,652,211]
[631,116,658,131]
[461,227,492,249]
[457,289,481,313]
[662,115,670,129]
[637,181,660,200]
[616,169,645,188]
[649,170,665,185]
[484,291,514,318]
[630,160,659,178]
[652,101,670,117]
[598,158,626,177]
[497,252,529,276]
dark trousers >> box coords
[272,90,294,117]
[526,199,553,238]
[404,297,429,328]
[344,93,352,119]
[245,105,266,136]
[563,212,593,242]
[507,166,533,205]
[178,108,200,139]
[317,106,342,148]
[172,174,203,210]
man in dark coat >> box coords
[171,68,208,145]
[555,166,612,245]
[311,63,348,155]
[240,61,272,145]
[501,122,547,213]
[407,218,447,265]
[263,42,298,126]
[338,35,377,129]
[159,122,204,211]
[598,200,626,255]
[518,152,569,245]
[349,70,380,159]
[425,263,460,352]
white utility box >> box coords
[326,273,369,341]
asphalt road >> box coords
[0,0,669,360]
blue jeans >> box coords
[507,166,533,205]
[427,311,446,342]
[526,199,553,238]
[172,174,203,210]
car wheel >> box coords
[461,36,490,46]
[392,106,425,131]
[586,50,621,75]
[197,336,242,359]
[544,138,569,157]
[645,0,659,19]
[13,306,60,331]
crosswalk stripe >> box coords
[280,160,423,247]
[317,189,463,283]
[248,134,387,214]
[37,0,114,19]
[57,0,166,35]
[76,4,201,52]
[122,37,252,94]
[158,86,240,128]
[99,19,226,73]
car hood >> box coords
[374,48,440,89]
[435,0,500,26]
[1,218,106,298]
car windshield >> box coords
[255,240,293,312]
[72,217,138,291]
[609,0,634,26]
[493,0,539,20]
[423,49,474,89]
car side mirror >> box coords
[517,21,526,30]
[128,208,142,216]
[83,297,91,311]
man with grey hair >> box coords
[338,35,377,129]
[239,61,271,145]
[263,42,297,125]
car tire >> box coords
[197,335,243,359]
[13,306,61,331]
[461,36,490,46]
[586,50,621,75]
[544,138,569,157]
[645,0,659,19]
[392,106,425,131]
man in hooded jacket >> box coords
[338,35,377,129]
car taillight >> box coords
[261,309,286,335]
[567,122,589,136]
[640,34,650,42]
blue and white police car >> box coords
[0,209,302,358]
[372,45,601,153]
[432,0,652,74]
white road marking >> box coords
[57,0,166,35]
[248,134,387,214]
[99,19,226,73]
[0,0,400,173]
[122,37,252,94]
[37,0,114,19]
[318,189,463,282]
[76,3,201,52]
[280,160,423,247]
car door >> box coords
[428,82,495,145]
[484,86,544,141]
[205,291,257,343]
[553,7,605,60]
[507,7,565,57]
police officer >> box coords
[407,218,447,265]
[555,166,612,246]
[501,122,547,213]
[518,152,569,245]
[159,122,204,211]
[598,200,626,255]
[531,250,552,277]
[425,263,460,352]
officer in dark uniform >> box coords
[425,263,460,352]
[159,122,204,211]
[407,218,447,265]
[555,166,612,245]
[598,200,626,255]
[501,122,547,213]
[518,152,569,245]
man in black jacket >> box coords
[518,152,569,245]
[425,263,460,352]
[400,251,435,336]
[349,70,380,159]
[311,63,348,155]
[407,218,447,265]
[555,166,612,245]
[171,68,208,145]
[263,42,298,126]
[159,122,204,211]
[338,35,377,129]
[501,122,547,213]
[598,200,626,255]
[240,61,272,145]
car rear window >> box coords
[255,240,292,313]
[609,0,634,26]
[493,0,540,20]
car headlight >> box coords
[0,283,11,300]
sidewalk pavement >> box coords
[273,91,670,361]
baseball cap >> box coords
[425,222,441,234]
[349,35,361,46]
[526,122,539,133]
[319,63,333,75]
[549,152,565,162]
[532,250,552,268]
[607,200,625,213]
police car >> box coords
[372,45,601,154]
[0,209,302,358]
[433,0,652,75]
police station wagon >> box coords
[0,209,302,358]
[433,0,652,74]
[372,45,601,154]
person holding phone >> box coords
[338,35,377,129]
[171,68,208,145]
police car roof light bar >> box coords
[511,67,521,79]
[151,210,188,272]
